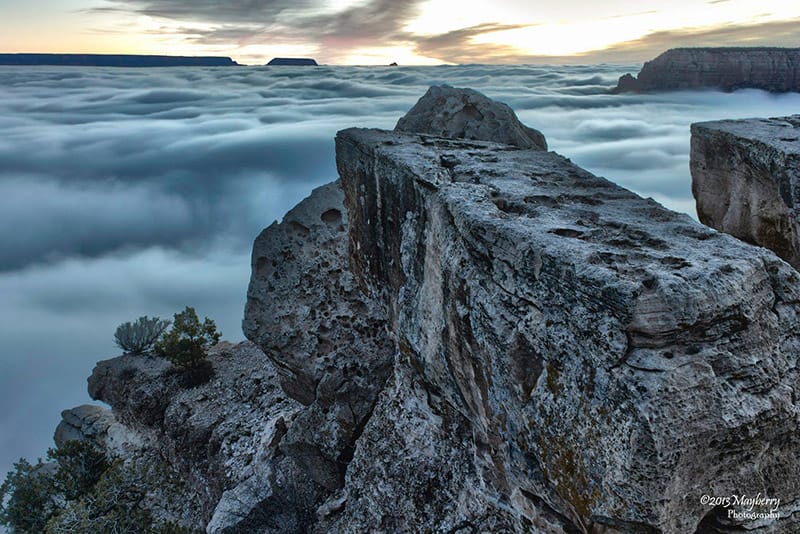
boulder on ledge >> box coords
[395,85,548,150]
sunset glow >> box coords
[1,0,799,65]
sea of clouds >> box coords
[2,64,799,477]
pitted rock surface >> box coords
[691,115,800,269]
[243,180,394,492]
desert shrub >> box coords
[45,460,191,534]
[49,441,109,501]
[0,441,108,532]
[2,442,194,534]
[0,457,58,532]
[155,307,221,370]
[114,316,171,355]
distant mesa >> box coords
[613,47,800,93]
[0,53,239,67]
[267,57,318,66]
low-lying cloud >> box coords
[3,64,800,480]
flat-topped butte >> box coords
[0,53,239,67]
[615,47,800,93]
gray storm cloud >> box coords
[2,64,800,483]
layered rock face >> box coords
[614,48,800,93]
[691,116,800,269]
[73,87,800,533]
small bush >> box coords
[114,316,171,355]
[0,457,58,532]
[50,441,109,501]
[155,307,221,369]
[2,442,195,534]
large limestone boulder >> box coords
[54,404,140,455]
[395,85,547,150]
[691,115,800,269]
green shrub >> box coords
[45,460,187,534]
[49,441,109,501]
[155,307,221,369]
[114,316,171,355]
[0,457,58,532]
[1,442,195,533]
[0,441,109,532]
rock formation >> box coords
[59,87,800,533]
[613,47,800,93]
[0,53,239,67]
[266,58,318,66]
[691,115,800,269]
[396,85,547,150]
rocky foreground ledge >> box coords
[691,115,800,270]
[59,87,800,533]
[614,47,800,93]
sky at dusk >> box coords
[1,0,799,65]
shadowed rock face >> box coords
[614,48,800,93]
[76,88,800,533]
[84,342,319,531]
[691,116,800,269]
[396,85,547,150]
[244,181,394,493]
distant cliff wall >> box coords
[0,54,239,67]
[614,47,800,93]
[266,58,318,66]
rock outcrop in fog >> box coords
[60,87,800,533]
[395,85,547,150]
[614,48,800,93]
[691,115,800,269]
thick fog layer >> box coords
[2,64,799,476]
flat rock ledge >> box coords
[614,47,800,93]
[691,115,800,269]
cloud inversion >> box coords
[3,62,800,489]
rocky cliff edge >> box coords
[63,86,800,533]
